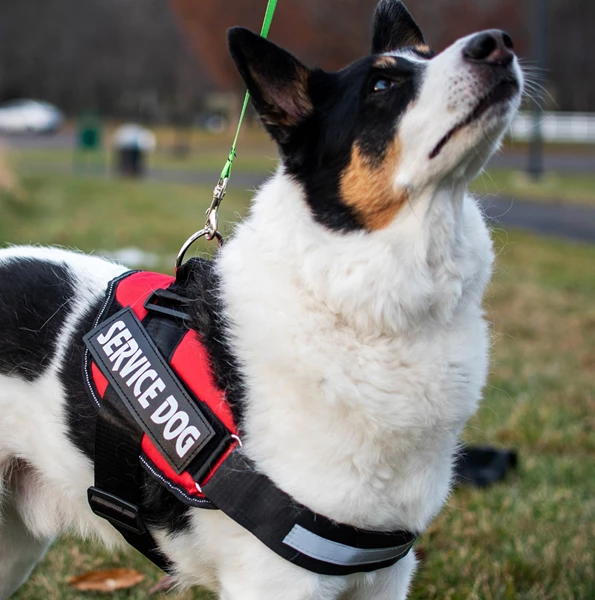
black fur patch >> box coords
[0,258,75,381]
[282,57,423,231]
[61,299,104,460]
[173,258,247,427]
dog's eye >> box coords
[371,78,394,93]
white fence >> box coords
[510,112,595,144]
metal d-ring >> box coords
[175,228,223,271]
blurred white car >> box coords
[0,100,64,133]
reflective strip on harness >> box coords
[283,525,413,567]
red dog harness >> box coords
[86,270,238,506]
[83,261,417,576]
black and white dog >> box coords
[0,1,523,598]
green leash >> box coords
[176,0,279,270]
[221,0,278,182]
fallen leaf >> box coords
[69,568,144,592]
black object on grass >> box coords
[455,446,518,488]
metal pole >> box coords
[527,0,548,179]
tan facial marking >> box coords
[415,44,432,54]
[374,56,398,69]
[340,142,408,231]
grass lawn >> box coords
[0,174,252,270]
[2,174,594,599]
[8,146,280,175]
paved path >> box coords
[490,151,595,173]
[479,196,595,243]
[1,131,76,150]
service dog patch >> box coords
[84,308,215,474]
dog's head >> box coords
[228,0,523,232]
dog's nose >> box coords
[463,30,515,66]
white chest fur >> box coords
[217,173,494,535]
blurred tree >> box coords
[0,0,206,119]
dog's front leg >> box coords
[219,575,348,600]
[217,553,350,600]
[193,512,349,600]
[343,553,417,600]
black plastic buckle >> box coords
[144,289,191,322]
[88,487,147,535]
[191,435,237,486]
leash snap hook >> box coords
[205,178,228,241]
[175,178,228,271]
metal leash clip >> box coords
[175,178,226,271]
[205,177,228,241]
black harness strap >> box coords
[203,452,416,576]
[90,392,172,572]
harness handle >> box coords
[176,0,279,271]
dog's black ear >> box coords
[372,0,425,53]
[228,27,312,144]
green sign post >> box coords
[74,113,105,174]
